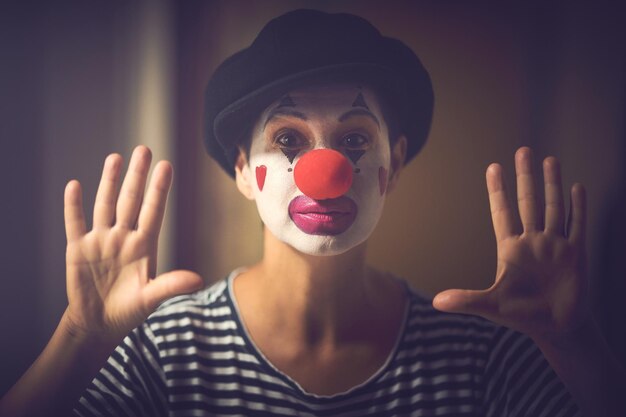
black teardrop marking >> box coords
[345,149,366,164]
[354,168,361,174]
[288,168,293,172]
[277,95,296,108]
[352,92,369,110]
[281,149,299,164]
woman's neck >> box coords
[233,229,404,348]
[232,229,408,396]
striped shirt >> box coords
[74,270,581,417]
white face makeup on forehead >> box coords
[239,84,393,256]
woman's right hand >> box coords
[62,146,203,344]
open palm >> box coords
[434,147,588,343]
[63,147,203,343]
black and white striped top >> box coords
[74,270,580,417]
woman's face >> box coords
[237,84,401,256]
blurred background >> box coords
[1,0,624,395]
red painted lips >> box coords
[288,195,357,235]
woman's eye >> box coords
[342,133,368,149]
[275,132,302,149]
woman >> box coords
[1,9,623,417]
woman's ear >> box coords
[386,135,407,193]
[235,148,255,200]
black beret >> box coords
[204,9,434,177]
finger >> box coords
[93,153,123,228]
[142,270,204,311]
[116,146,152,229]
[486,163,515,241]
[433,288,497,318]
[64,180,87,241]
[137,161,173,237]
[567,183,586,245]
[515,147,542,232]
[543,157,565,234]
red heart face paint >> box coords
[241,84,393,256]
[379,166,388,196]
[256,165,267,191]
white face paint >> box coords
[240,84,392,256]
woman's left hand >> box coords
[433,146,590,345]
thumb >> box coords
[143,269,204,311]
[433,288,496,318]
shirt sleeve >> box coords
[482,326,581,417]
[73,323,169,417]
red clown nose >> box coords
[294,149,353,200]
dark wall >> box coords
[0,1,46,396]
[0,0,140,394]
